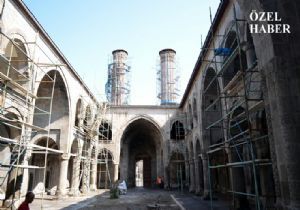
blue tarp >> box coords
[214,48,232,56]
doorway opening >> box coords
[135,160,143,187]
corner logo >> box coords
[249,11,291,34]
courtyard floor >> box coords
[29,188,230,210]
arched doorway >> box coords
[120,118,162,188]
[169,151,186,190]
[0,112,21,199]
[202,67,223,146]
[202,67,228,194]
[97,149,113,189]
[33,70,70,146]
[229,106,247,195]
[28,138,60,195]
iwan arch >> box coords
[0,0,300,210]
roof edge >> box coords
[13,0,98,103]
[179,0,229,108]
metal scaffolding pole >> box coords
[203,5,273,210]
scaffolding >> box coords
[96,103,113,189]
[203,6,274,210]
[0,30,64,209]
[157,49,180,105]
[168,114,187,192]
[97,148,112,189]
[105,50,131,105]
[0,27,113,208]
[77,97,113,190]
[77,97,112,192]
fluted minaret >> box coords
[158,49,178,105]
[106,49,130,105]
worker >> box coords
[18,191,35,210]
[156,176,162,187]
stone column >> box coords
[189,159,195,192]
[57,153,69,196]
[20,151,31,197]
[70,157,80,195]
[120,144,128,182]
[243,42,257,69]
[185,160,190,189]
[194,158,200,195]
[90,160,97,191]
[202,155,210,198]
[81,159,90,194]
[113,163,119,182]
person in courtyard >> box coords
[156,176,162,188]
[18,191,35,210]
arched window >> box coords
[99,121,112,140]
[223,31,247,87]
[170,121,185,140]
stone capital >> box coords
[61,153,69,160]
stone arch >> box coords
[222,30,247,87]
[201,66,228,195]
[234,2,283,207]
[119,116,163,188]
[33,70,70,151]
[201,67,223,148]
[1,35,29,90]
[118,115,163,139]
[0,112,21,139]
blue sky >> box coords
[23,0,220,105]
